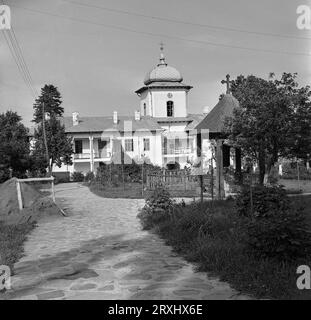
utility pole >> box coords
[42,101,50,175]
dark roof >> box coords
[195,94,239,133]
[135,81,193,94]
[185,114,205,130]
[62,116,163,133]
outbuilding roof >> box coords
[195,94,240,133]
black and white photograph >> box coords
[1,0,311,306]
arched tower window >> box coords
[167,101,174,117]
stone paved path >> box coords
[4,183,250,300]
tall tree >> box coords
[224,73,311,184]
[33,84,63,122]
[32,117,73,174]
[0,111,30,182]
[32,85,73,174]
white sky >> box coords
[1,0,311,126]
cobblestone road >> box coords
[4,183,249,300]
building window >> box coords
[125,139,134,152]
[143,138,150,151]
[143,103,147,116]
[167,101,174,117]
[75,140,83,154]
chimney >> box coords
[135,110,141,121]
[72,112,79,126]
[113,111,118,124]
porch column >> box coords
[215,139,225,199]
[72,137,75,173]
[89,136,94,172]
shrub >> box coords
[245,209,311,261]
[235,185,290,218]
[84,171,95,182]
[0,168,10,184]
[236,185,311,261]
[71,171,84,182]
[137,187,175,230]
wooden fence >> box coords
[146,170,199,192]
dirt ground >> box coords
[0,178,62,225]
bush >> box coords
[0,168,10,184]
[137,187,175,230]
[95,163,161,186]
[236,185,311,261]
[245,209,311,261]
[235,185,290,218]
[84,171,95,182]
[71,171,84,182]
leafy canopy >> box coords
[0,111,30,181]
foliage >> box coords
[138,196,311,299]
[224,73,311,184]
[166,162,180,170]
[245,209,311,261]
[31,85,73,173]
[32,84,63,123]
[235,185,311,261]
[235,185,290,217]
[137,187,175,230]
[0,221,36,273]
[0,111,31,183]
[144,187,174,212]
[84,171,95,182]
[71,171,84,182]
[95,162,161,186]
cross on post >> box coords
[221,74,233,94]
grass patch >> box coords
[89,182,144,199]
[138,195,311,299]
[0,221,36,272]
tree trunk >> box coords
[258,151,266,185]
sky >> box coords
[1,0,311,126]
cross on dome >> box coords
[158,42,167,66]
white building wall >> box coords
[150,89,187,118]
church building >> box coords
[53,47,206,175]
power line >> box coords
[8,4,311,57]
[10,27,38,96]
[62,0,311,41]
[2,31,36,97]
[7,29,37,96]
[1,0,38,98]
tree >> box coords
[32,85,73,174]
[224,73,311,184]
[32,117,73,174]
[33,84,63,123]
[0,111,30,182]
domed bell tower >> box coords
[135,44,193,118]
